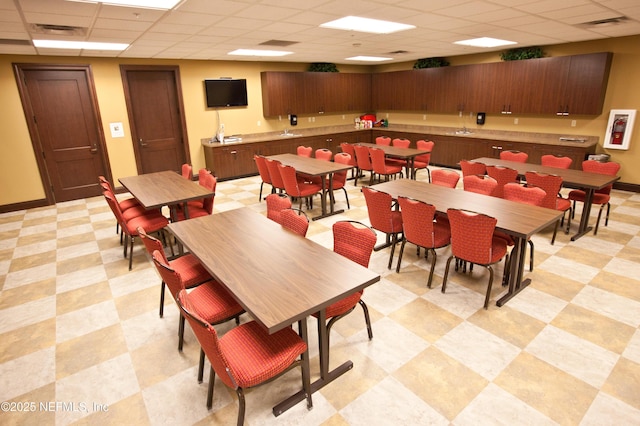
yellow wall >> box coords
[1,35,639,206]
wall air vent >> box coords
[30,24,87,36]
[388,50,409,54]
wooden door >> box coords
[14,64,110,203]
[121,65,189,175]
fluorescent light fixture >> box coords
[454,37,516,48]
[320,16,415,34]
[228,49,293,57]
[33,40,129,50]
[66,0,181,9]
[346,55,393,62]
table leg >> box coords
[273,310,353,415]
[571,188,595,241]
[311,173,344,221]
[496,237,531,306]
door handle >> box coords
[90,144,98,153]
[139,138,147,147]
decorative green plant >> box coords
[308,62,339,72]
[413,57,449,69]
[500,46,544,61]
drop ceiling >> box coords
[1,0,639,64]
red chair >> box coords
[265,158,286,193]
[459,160,487,177]
[431,169,460,188]
[567,160,620,235]
[315,148,333,161]
[369,147,403,183]
[463,174,498,196]
[524,171,572,244]
[503,182,547,271]
[265,193,292,224]
[173,170,216,220]
[254,154,274,201]
[175,288,311,419]
[103,191,169,270]
[331,152,351,209]
[392,138,410,148]
[138,226,210,318]
[500,150,528,163]
[541,154,572,169]
[278,163,323,211]
[396,197,451,288]
[181,163,193,180]
[362,186,403,269]
[99,176,143,236]
[442,209,509,309]
[280,208,310,237]
[297,145,312,157]
[375,136,391,146]
[340,142,358,180]
[353,144,374,186]
[313,220,377,361]
[486,165,519,198]
[414,140,434,182]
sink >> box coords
[446,130,474,135]
[279,132,302,137]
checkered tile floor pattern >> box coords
[1,167,639,425]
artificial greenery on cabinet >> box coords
[413,57,450,69]
[308,62,339,72]
[500,46,544,61]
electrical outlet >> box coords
[308,117,312,123]
[423,114,426,120]
[312,117,315,122]
[459,111,462,117]
[514,118,519,125]
[278,115,282,121]
[342,115,345,119]
[257,120,261,126]
[386,113,389,118]
[571,120,577,127]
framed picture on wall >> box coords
[603,109,636,150]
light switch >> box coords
[110,122,124,138]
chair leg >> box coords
[484,266,494,309]
[236,388,246,426]
[159,281,166,317]
[441,256,454,293]
[594,204,605,235]
[565,208,572,234]
[258,182,264,201]
[207,366,215,409]
[427,248,437,288]
[128,236,135,270]
[198,348,205,383]
[342,187,350,209]
[605,202,611,226]
[388,233,399,269]
[178,314,185,351]
[395,238,407,273]
[427,167,431,183]
[528,240,535,272]
[551,220,560,245]
[358,299,373,340]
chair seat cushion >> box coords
[190,280,244,324]
[119,197,142,211]
[494,230,514,246]
[126,212,168,234]
[567,190,610,205]
[413,161,428,169]
[174,206,210,221]
[220,321,307,388]
[171,253,211,288]
[556,197,572,211]
[313,290,362,319]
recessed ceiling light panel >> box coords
[454,37,517,48]
[33,40,129,50]
[321,16,415,34]
[66,0,181,10]
[346,56,393,62]
[228,49,293,57]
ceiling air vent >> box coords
[30,24,87,36]
[577,16,629,29]
[388,50,409,54]
[0,39,32,46]
[259,40,298,47]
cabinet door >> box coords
[429,66,469,113]
[261,72,304,117]
[303,72,339,114]
[371,71,416,111]
[562,52,612,115]
[341,73,372,112]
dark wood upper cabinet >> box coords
[261,53,612,117]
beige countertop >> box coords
[201,124,598,148]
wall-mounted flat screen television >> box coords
[204,79,248,108]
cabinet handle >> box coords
[230,150,237,155]
[139,138,147,147]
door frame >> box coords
[119,64,190,175]
[13,63,112,205]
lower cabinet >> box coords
[204,130,595,180]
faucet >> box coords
[283,128,290,135]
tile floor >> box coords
[1,167,639,426]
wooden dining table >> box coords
[167,207,380,416]
[372,179,563,306]
[472,157,620,241]
[119,170,214,221]
[268,153,353,220]
[357,142,430,180]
